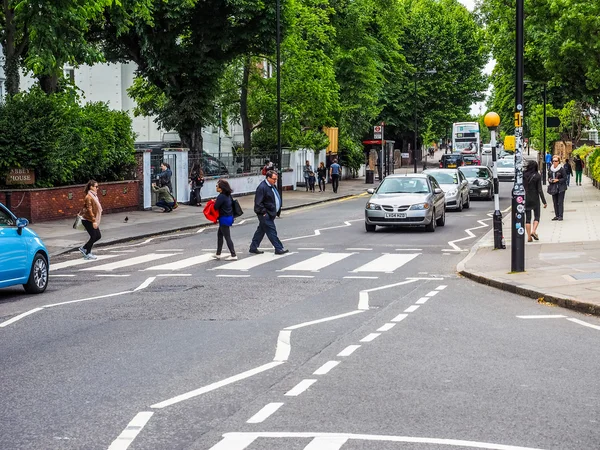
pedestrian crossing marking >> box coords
[280,253,353,272]
[80,253,177,271]
[50,254,118,271]
[144,253,214,271]
[215,252,296,271]
[351,253,419,273]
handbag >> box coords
[547,181,559,196]
[203,199,219,223]
[232,198,244,218]
[73,215,85,231]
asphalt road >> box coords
[1,183,599,450]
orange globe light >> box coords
[484,112,501,128]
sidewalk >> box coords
[459,173,600,316]
[33,177,371,257]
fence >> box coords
[188,152,291,178]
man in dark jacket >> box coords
[249,170,289,255]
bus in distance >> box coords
[452,122,481,156]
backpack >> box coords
[232,198,244,218]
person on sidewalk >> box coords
[564,158,573,186]
[303,160,313,192]
[330,159,341,193]
[308,171,316,193]
[158,162,173,194]
[249,170,289,255]
[189,166,204,206]
[317,162,327,192]
[545,151,552,172]
[523,161,547,242]
[152,181,176,212]
[212,179,237,261]
[78,180,102,260]
[574,155,585,185]
[548,155,567,221]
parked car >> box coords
[364,174,446,232]
[439,154,465,169]
[482,143,492,154]
[459,166,494,200]
[497,159,516,181]
[0,203,49,294]
[424,168,470,211]
[462,155,481,166]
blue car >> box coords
[0,203,49,294]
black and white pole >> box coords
[512,0,526,272]
[276,0,283,195]
[484,112,504,249]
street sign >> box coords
[546,117,560,127]
[6,168,35,185]
[373,125,383,139]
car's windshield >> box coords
[376,178,430,194]
[460,168,490,179]
[427,171,459,185]
[498,160,514,168]
[443,155,461,163]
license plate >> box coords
[447,164,457,168]
[384,213,406,219]
[469,189,474,193]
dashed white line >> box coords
[97,274,131,277]
[134,277,155,291]
[377,323,396,332]
[344,276,379,279]
[516,315,566,319]
[216,274,251,278]
[298,248,325,250]
[107,411,154,450]
[391,313,408,322]
[285,379,317,396]
[404,305,420,313]
[425,291,439,297]
[156,273,192,277]
[313,361,340,375]
[567,318,600,331]
[278,275,315,278]
[415,297,429,304]
[346,247,372,251]
[274,330,291,362]
[360,333,380,342]
[246,403,284,424]
[304,436,348,449]
[285,310,364,331]
[337,345,361,357]
[436,285,447,290]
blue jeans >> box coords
[157,199,175,211]
[250,214,283,251]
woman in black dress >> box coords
[548,155,568,221]
[523,161,547,242]
[213,179,237,260]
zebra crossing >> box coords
[50,249,422,278]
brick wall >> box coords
[0,180,140,223]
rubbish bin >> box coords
[365,170,374,184]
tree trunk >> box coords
[240,56,252,153]
[179,127,203,156]
[38,74,59,94]
[3,0,20,96]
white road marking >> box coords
[567,318,600,331]
[285,379,317,396]
[81,253,176,271]
[215,252,295,271]
[151,361,284,409]
[415,297,429,304]
[516,315,567,319]
[50,274,76,277]
[43,291,132,308]
[313,361,340,375]
[406,277,445,281]
[358,291,369,310]
[304,436,348,449]
[404,305,420,313]
[298,248,325,250]
[110,250,137,253]
[282,221,356,242]
[97,274,131,278]
[107,411,154,450]
[274,330,291,362]
[216,275,251,278]
[396,248,423,251]
[447,218,491,251]
[156,274,191,277]
[281,253,353,272]
[351,253,419,273]
[360,333,380,342]
[346,247,372,251]
[156,249,183,252]
[425,290,439,297]
[392,313,408,322]
[285,310,364,330]
[337,345,360,357]
[144,253,214,271]
[278,275,315,278]
[377,323,396,332]
[49,254,117,271]
[0,308,44,328]
[358,279,419,310]
[212,431,546,450]
[436,285,447,290]
[344,276,379,279]
[246,403,284,424]
[134,277,155,291]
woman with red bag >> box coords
[211,179,237,260]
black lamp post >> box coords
[276,0,283,195]
[413,69,436,173]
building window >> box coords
[64,68,75,84]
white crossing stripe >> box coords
[351,253,419,273]
[81,253,177,271]
[145,253,214,271]
[216,252,295,271]
[246,402,284,424]
[50,254,117,271]
[281,253,353,272]
[207,434,257,450]
[285,379,317,396]
[304,436,348,450]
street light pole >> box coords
[485,112,505,250]
[542,83,547,185]
[512,0,526,272]
[276,0,283,195]
[413,75,418,174]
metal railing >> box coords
[188,152,291,178]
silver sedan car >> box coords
[364,174,446,232]
[423,168,470,211]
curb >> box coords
[48,192,364,258]
[457,230,600,317]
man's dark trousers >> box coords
[331,174,340,193]
[251,214,284,251]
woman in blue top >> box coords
[213,179,237,260]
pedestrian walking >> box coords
[78,180,102,260]
[317,162,327,192]
[574,155,585,185]
[545,151,552,172]
[523,161,547,242]
[249,170,289,255]
[212,179,237,260]
[303,160,313,192]
[564,158,573,186]
[152,181,176,212]
[547,155,567,221]
[308,171,316,193]
[330,158,341,193]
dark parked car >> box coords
[459,165,494,200]
[439,154,465,169]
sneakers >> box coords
[84,253,98,260]
[211,254,222,260]
[224,255,238,261]
[79,247,87,257]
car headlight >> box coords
[366,202,381,210]
[448,189,458,196]
[410,202,430,210]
